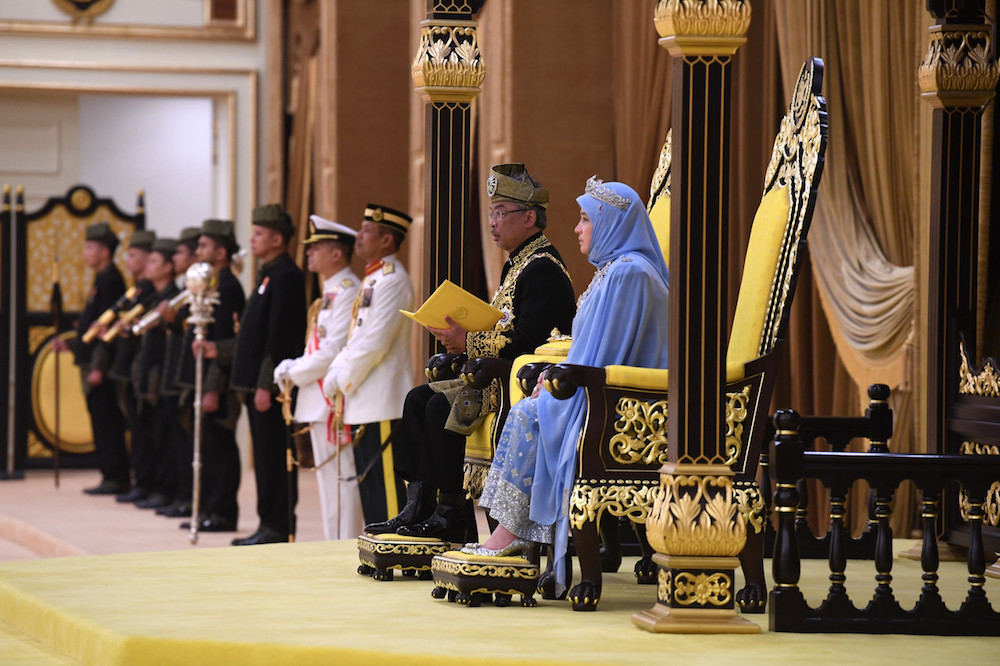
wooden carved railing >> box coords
[762,384,892,560]
[769,409,1000,635]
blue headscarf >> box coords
[529,179,670,594]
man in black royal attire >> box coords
[67,223,130,495]
[202,205,306,545]
[177,219,247,532]
[367,163,576,543]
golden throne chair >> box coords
[426,135,674,608]
[543,58,828,612]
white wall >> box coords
[0,0,205,27]
[78,95,215,238]
[0,92,79,211]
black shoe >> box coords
[84,480,130,496]
[231,526,288,546]
[396,491,466,543]
[135,493,171,510]
[365,481,436,535]
[116,488,150,503]
[157,501,192,517]
[199,516,238,532]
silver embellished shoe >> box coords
[460,538,531,557]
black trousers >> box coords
[121,382,155,491]
[394,384,466,494]
[202,413,241,522]
[246,395,297,535]
[174,399,193,503]
[149,396,179,498]
[352,420,406,524]
[85,377,129,485]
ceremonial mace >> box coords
[185,263,218,545]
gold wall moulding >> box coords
[919,28,999,107]
[645,465,747,557]
[2,0,254,41]
[958,341,1000,396]
[609,397,669,465]
[412,23,486,102]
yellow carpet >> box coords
[0,539,997,665]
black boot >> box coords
[364,481,436,535]
[396,490,467,543]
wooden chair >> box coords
[544,58,828,611]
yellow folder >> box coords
[400,279,503,332]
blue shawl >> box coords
[529,180,671,593]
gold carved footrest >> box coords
[430,551,539,607]
[357,532,453,582]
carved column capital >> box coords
[654,0,751,57]
[919,26,999,108]
[412,21,486,103]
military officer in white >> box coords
[274,215,362,539]
[323,204,414,524]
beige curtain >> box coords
[773,0,928,534]
[612,2,672,196]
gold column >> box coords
[412,0,486,358]
[633,0,758,634]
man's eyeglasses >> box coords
[488,207,529,222]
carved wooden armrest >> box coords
[425,352,467,381]
[543,363,608,400]
[460,356,513,389]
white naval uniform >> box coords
[284,266,363,540]
[323,254,414,425]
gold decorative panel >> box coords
[672,571,733,606]
[960,441,1000,527]
[723,384,751,465]
[609,397,669,465]
[959,342,1000,396]
[646,471,746,557]
[26,205,137,312]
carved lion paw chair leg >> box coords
[544,58,828,613]
[429,337,571,607]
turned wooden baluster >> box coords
[826,483,849,605]
[962,484,990,614]
[771,410,804,591]
[917,487,944,609]
[871,483,898,610]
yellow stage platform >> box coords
[1,540,997,665]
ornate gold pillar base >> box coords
[637,464,760,634]
[632,554,759,634]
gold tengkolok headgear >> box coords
[487,163,549,209]
[364,204,411,237]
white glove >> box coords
[322,366,339,401]
[273,358,296,385]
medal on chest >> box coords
[257,276,270,295]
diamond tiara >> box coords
[584,176,632,211]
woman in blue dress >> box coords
[469,177,670,607]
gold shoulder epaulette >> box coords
[341,278,355,288]
[382,262,395,275]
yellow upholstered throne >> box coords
[543,58,828,611]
